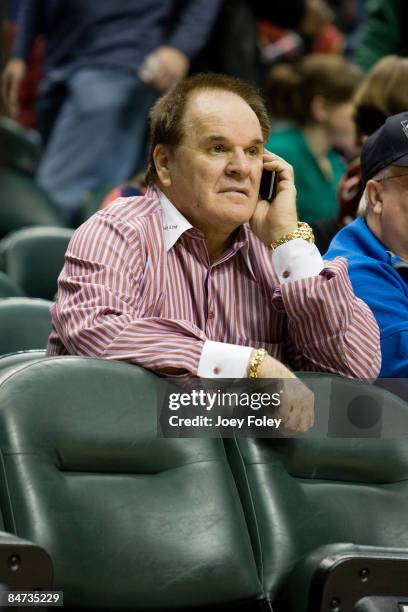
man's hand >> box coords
[250,151,299,247]
[249,352,314,434]
[139,46,189,92]
[1,59,27,118]
[277,376,315,434]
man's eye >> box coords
[210,144,225,153]
[247,147,261,156]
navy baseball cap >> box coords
[361,111,408,185]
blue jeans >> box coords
[37,68,157,222]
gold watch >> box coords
[270,222,315,250]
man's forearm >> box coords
[167,0,223,60]
[273,258,381,378]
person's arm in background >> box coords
[140,0,222,92]
[1,0,41,117]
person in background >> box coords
[356,0,408,72]
[338,55,408,226]
[326,112,408,378]
[1,0,222,224]
[265,54,361,225]
[192,0,334,85]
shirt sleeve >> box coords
[271,257,381,379]
[272,238,324,282]
[167,0,223,59]
[198,341,252,378]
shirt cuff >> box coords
[272,238,324,283]
[197,340,253,378]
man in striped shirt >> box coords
[47,73,381,394]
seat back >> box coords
[0,350,46,376]
[0,271,25,297]
[0,116,40,175]
[0,170,64,238]
[0,357,263,609]
[0,227,74,299]
[0,298,52,354]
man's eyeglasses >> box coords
[373,172,408,182]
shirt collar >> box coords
[386,250,408,270]
[158,190,192,251]
[157,189,256,280]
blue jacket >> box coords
[11,0,222,73]
[325,218,408,377]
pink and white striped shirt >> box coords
[47,188,381,378]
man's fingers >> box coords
[262,154,294,184]
[277,382,314,434]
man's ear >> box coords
[365,179,383,215]
[153,144,172,187]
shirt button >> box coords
[208,311,214,319]
[213,367,220,375]
[282,270,290,279]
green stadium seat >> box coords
[0,226,73,299]
[0,357,264,610]
[225,374,408,611]
[0,271,25,297]
[0,169,64,238]
[0,349,45,376]
[0,362,407,610]
[0,297,52,354]
[0,116,40,175]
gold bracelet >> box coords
[248,348,268,379]
[270,222,315,250]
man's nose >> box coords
[226,150,251,176]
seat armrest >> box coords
[0,531,53,590]
[277,543,408,612]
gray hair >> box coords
[358,167,390,217]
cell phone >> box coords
[259,170,277,202]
